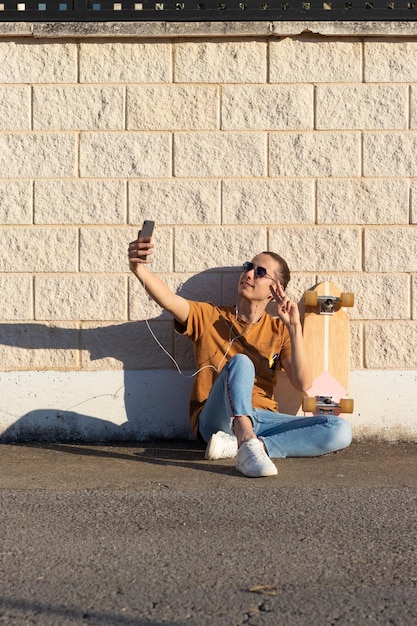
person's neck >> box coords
[235,298,265,324]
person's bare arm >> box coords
[281,326,312,392]
[128,230,190,325]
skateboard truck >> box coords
[304,291,354,314]
[303,395,354,414]
[321,298,335,314]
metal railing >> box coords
[0,0,416,21]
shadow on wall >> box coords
[0,267,301,442]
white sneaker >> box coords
[235,439,278,477]
[205,431,238,460]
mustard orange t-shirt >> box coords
[175,300,291,438]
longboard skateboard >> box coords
[301,281,354,417]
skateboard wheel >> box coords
[340,398,354,414]
[303,396,317,412]
[304,291,318,307]
[340,292,354,308]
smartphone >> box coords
[140,220,155,239]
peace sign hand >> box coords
[269,283,301,328]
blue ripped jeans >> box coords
[198,354,352,458]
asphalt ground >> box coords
[1,441,417,626]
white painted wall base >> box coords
[348,371,417,442]
[0,370,416,443]
[0,370,194,442]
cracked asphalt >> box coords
[1,441,417,625]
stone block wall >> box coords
[0,22,416,442]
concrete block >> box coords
[364,227,417,272]
[0,23,32,36]
[0,86,30,130]
[365,322,417,368]
[164,21,271,38]
[79,42,172,83]
[0,181,32,224]
[33,86,125,131]
[174,132,266,177]
[317,179,409,225]
[127,85,219,130]
[81,226,174,274]
[35,275,127,321]
[174,227,267,272]
[270,38,361,83]
[0,133,76,178]
[0,227,78,273]
[0,275,32,320]
[269,132,361,177]
[413,275,417,320]
[174,40,267,83]
[269,226,361,272]
[80,321,175,370]
[80,132,171,178]
[222,179,314,224]
[34,180,126,225]
[0,322,79,368]
[316,85,408,130]
[128,180,220,225]
[364,132,417,177]
[0,41,76,83]
[365,41,417,82]
[80,227,134,274]
[221,85,313,130]
[316,272,410,320]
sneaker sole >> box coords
[235,462,278,478]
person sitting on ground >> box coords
[128,228,352,478]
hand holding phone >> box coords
[140,220,155,240]
[128,221,155,268]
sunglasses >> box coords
[242,261,275,281]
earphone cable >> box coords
[138,269,258,379]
